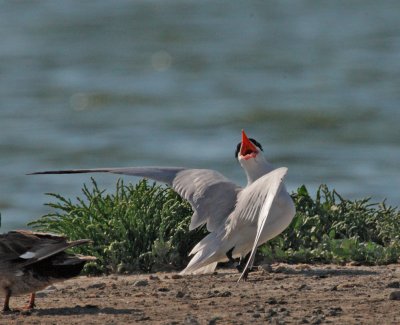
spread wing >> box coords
[234,167,288,282]
[0,230,39,263]
[0,230,91,269]
[30,167,241,232]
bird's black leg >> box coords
[237,251,251,273]
[226,247,236,264]
[241,267,250,281]
[227,249,255,275]
[226,247,243,272]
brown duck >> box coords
[0,230,95,312]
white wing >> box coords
[30,167,241,232]
[172,169,241,231]
[238,167,287,282]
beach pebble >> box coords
[328,307,343,316]
[310,316,323,325]
[208,317,222,325]
[266,308,278,317]
[87,282,106,290]
[389,291,400,300]
[387,281,400,288]
[158,287,170,292]
[274,266,289,273]
[295,264,311,270]
[36,285,58,297]
[259,264,273,273]
[176,291,185,298]
[46,285,57,291]
[133,280,149,287]
[266,297,278,305]
[184,315,200,325]
[149,275,160,280]
[298,284,311,291]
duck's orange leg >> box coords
[24,293,35,310]
[2,288,11,312]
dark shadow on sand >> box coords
[182,266,379,283]
[32,305,142,316]
[272,267,379,277]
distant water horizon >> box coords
[1,0,399,232]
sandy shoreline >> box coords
[2,263,400,324]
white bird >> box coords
[30,130,295,281]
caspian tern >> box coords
[29,130,295,281]
[0,230,94,311]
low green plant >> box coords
[29,178,206,274]
[260,185,400,265]
[29,180,400,275]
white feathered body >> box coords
[181,167,295,275]
[226,188,295,259]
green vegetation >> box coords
[261,185,400,265]
[29,179,206,274]
[29,180,400,274]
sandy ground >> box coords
[2,263,400,325]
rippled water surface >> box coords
[1,1,399,231]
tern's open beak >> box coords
[240,130,259,160]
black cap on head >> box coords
[235,138,263,158]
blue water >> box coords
[1,1,399,231]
